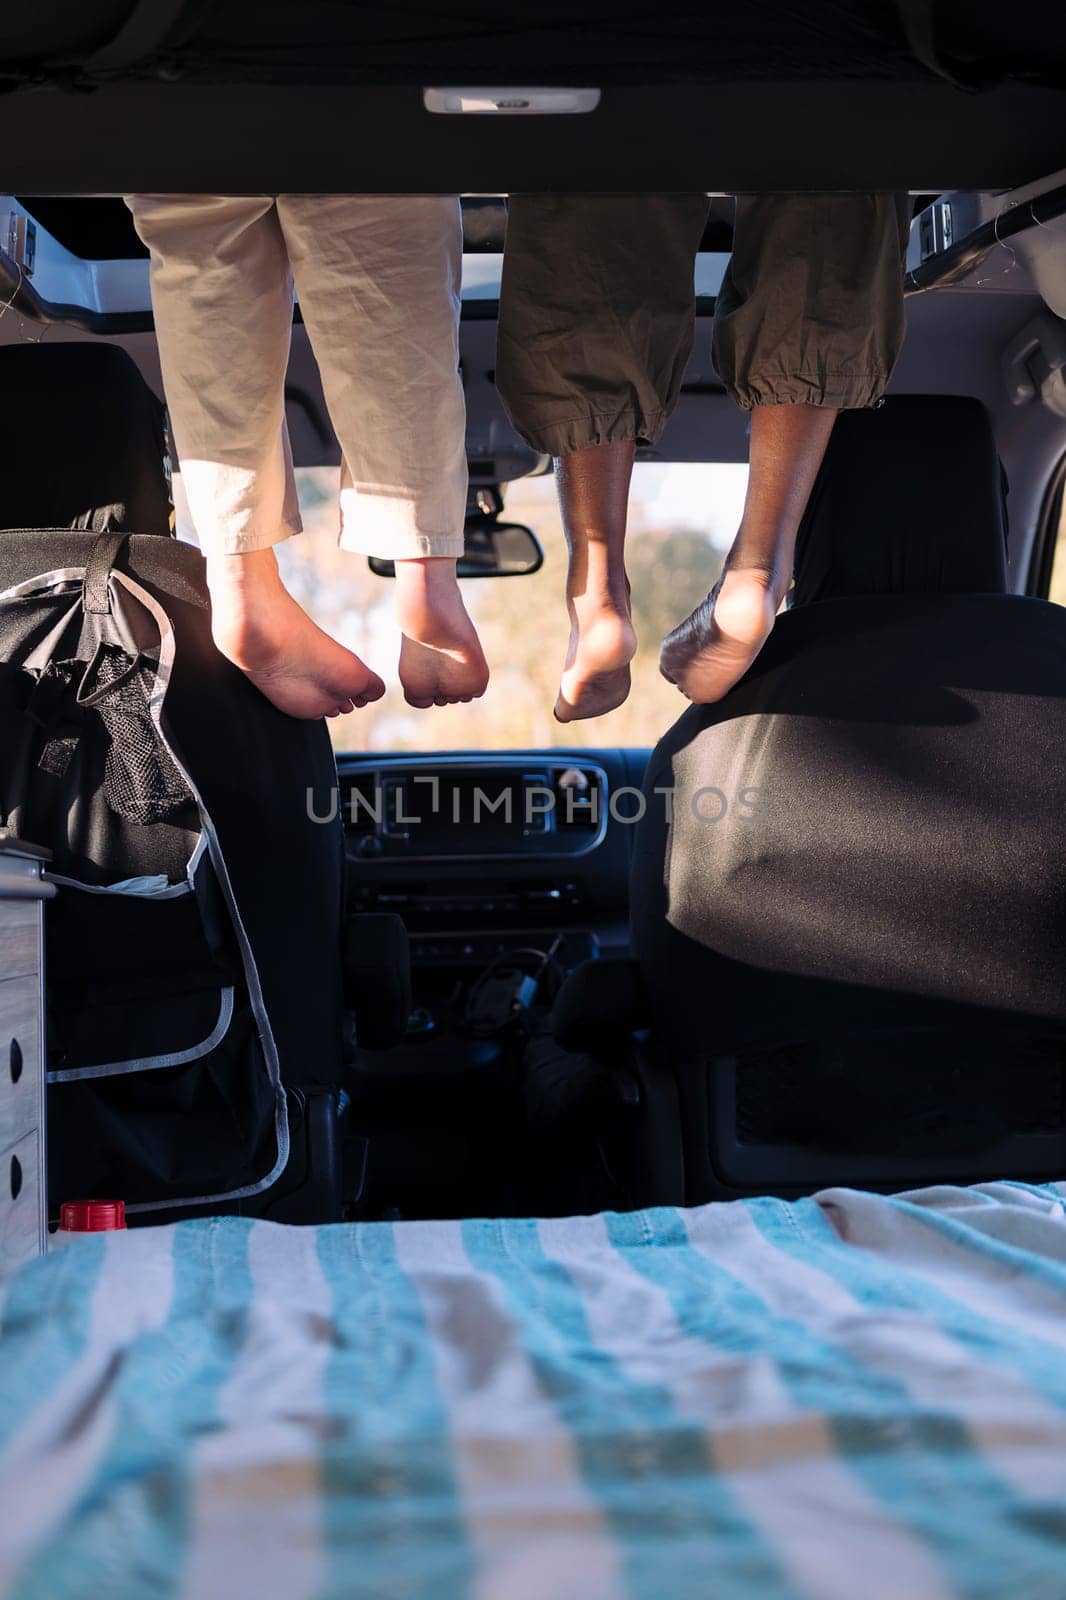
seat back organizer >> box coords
[0,527,349,1241]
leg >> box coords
[278,194,486,708]
[552,443,637,721]
[498,194,709,720]
[126,194,383,719]
[661,192,911,702]
[659,405,836,699]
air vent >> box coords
[340,777,381,836]
[380,776,411,838]
[552,766,602,829]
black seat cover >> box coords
[791,395,1009,605]
[632,397,1066,1190]
[0,341,172,534]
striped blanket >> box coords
[2,1182,1066,1600]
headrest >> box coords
[0,341,172,534]
[793,396,1009,607]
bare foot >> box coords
[659,566,780,703]
[555,596,637,722]
[206,549,385,720]
[394,558,489,709]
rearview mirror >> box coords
[369,513,544,580]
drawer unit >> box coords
[0,1129,43,1277]
[0,975,42,1152]
[0,836,52,1272]
[0,898,38,982]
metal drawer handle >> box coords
[9,1037,22,1085]
[9,1154,21,1202]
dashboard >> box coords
[336,749,651,1215]
[338,748,650,972]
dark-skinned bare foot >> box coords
[206,548,385,720]
[660,403,837,702]
[659,566,780,703]
[555,595,637,722]
[394,557,489,709]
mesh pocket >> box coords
[82,643,192,824]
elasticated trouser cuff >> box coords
[509,406,672,458]
[496,193,710,454]
[730,374,895,412]
[714,192,912,412]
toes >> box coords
[340,674,385,711]
[347,681,384,707]
[401,677,486,709]
[555,665,631,722]
[658,645,678,682]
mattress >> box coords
[2,1181,1066,1599]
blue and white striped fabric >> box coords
[2,1182,1066,1600]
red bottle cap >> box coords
[59,1199,127,1232]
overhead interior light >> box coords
[423,87,601,116]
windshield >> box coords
[175,462,746,751]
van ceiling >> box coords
[1,3,1065,191]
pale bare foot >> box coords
[659,565,780,703]
[394,558,490,709]
[555,595,637,723]
[206,549,385,720]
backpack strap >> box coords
[82,530,131,616]
[76,642,148,707]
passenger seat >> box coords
[563,396,1066,1204]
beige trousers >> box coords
[126,194,468,559]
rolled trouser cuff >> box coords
[340,531,466,560]
[713,192,911,413]
[205,523,302,554]
[338,483,465,560]
[178,454,303,553]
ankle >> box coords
[205,547,281,597]
[395,559,463,625]
[721,550,791,609]
[567,572,631,619]
[393,558,476,649]
[393,556,459,599]
[728,517,799,598]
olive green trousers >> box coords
[497,193,912,455]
